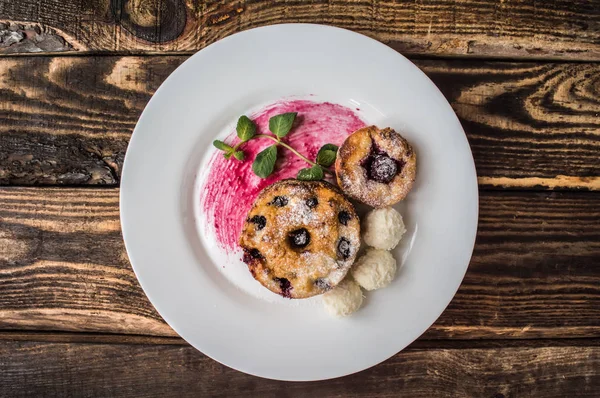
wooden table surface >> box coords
[0,1,599,397]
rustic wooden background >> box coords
[0,1,599,397]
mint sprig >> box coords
[316,144,338,168]
[237,115,256,142]
[213,116,257,161]
[213,140,232,152]
[269,112,297,138]
[297,165,324,181]
[252,145,277,178]
[213,140,235,159]
[212,113,337,180]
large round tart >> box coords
[239,179,360,299]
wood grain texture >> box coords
[425,190,600,339]
[421,60,600,190]
[0,339,598,397]
[0,56,599,188]
[0,56,185,185]
[0,187,173,336]
[0,187,598,339]
[1,0,599,60]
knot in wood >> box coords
[111,0,186,43]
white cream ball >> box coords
[362,207,406,250]
[352,248,397,290]
[322,278,363,317]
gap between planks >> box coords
[0,184,598,193]
[1,51,600,63]
[0,331,598,349]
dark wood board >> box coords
[0,187,598,339]
[1,0,599,60]
[1,0,599,394]
[1,57,598,189]
[0,338,597,397]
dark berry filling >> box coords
[249,215,266,230]
[306,197,318,208]
[270,196,288,207]
[315,278,331,290]
[242,248,263,264]
[361,143,405,184]
[288,228,311,249]
[274,277,292,298]
[366,153,397,183]
[338,211,351,226]
[337,237,351,260]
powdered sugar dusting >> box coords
[201,100,366,250]
[273,185,315,228]
[298,252,345,283]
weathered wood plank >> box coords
[421,60,600,190]
[424,190,600,339]
[0,57,598,189]
[1,0,599,60]
[0,187,598,339]
[0,56,184,185]
[0,188,174,336]
[0,339,597,397]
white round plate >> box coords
[121,24,478,381]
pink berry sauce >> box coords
[201,100,366,250]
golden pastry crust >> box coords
[239,180,360,299]
[335,126,416,208]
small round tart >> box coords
[335,126,416,208]
[239,179,360,299]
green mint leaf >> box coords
[233,151,245,161]
[269,112,297,138]
[213,140,233,152]
[252,145,278,178]
[316,150,336,167]
[236,115,256,142]
[316,144,339,167]
[318,143,339,153]
[297,165,324,181]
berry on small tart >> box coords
[240,180,360,299]
[335,126,416,208]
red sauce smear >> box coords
[201,100,366,250]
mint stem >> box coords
[232,134,334,175]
